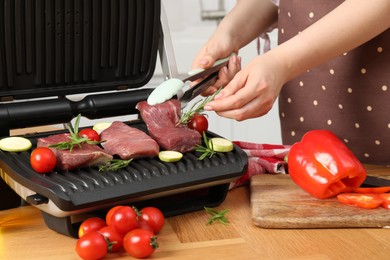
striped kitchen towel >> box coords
[229,141,291,189]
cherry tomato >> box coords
[79,128,100,142]
[138,207,165,234]
[99,225,123,252]
[30,147,57,173]
[78,217,106,238]
[337,193,383,209]
[105,205,121,226]
[75,231,108,260]
[353,186,390,194]
[123,229,158,258]
[138,220,154,233]
[378,193,390,209]
[106,205,139,235]
[187,114,208,134]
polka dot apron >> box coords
[277,0,390,165]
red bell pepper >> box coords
[288,130,366,199]
[337,193,383,209]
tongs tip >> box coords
[147,79,184,105]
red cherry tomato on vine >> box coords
[30,147,57,173]
[78,217,106,238]
[75,231,108,260]
[138,207,165,234]
[79,128,100,142]
[105,205,121,226]
[187,114,208,134]
[99,225,123,252]
[138,220,155,233]
[106,205,139,235]
[123,229,158,258]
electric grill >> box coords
[0,0,248,238]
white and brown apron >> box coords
[276,0,390,165]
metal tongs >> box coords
[147,54,232,106]
[178,70,219,108]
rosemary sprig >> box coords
[49,114,103,151]
[204,207,229,225]
[177,88,222,125]
[98,159,133,172]
[195,132,216,160]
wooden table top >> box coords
[1,164,390,259]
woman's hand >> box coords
[191,38,241,96]
[204,52,286,121]
[200,54,242,96]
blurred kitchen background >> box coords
[80,0,282,144]
[158,0,281,144]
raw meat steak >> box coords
[100,121,159,159]
[136,99,201,153]
[37,133,113,171]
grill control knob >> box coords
[26,194,49,205]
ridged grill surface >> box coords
[0,0,160,99]
[0,122,247,211]
[12,147,239,195]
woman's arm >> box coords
[192,0,278,67]
[205,0,390,120]
[273,0,390,82]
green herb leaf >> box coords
[98,159,133,172]
[204,207,229,225]
[195,132,216,160]
[177,88,222,125]
[49,114,104,152]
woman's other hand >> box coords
[204,52,286,121]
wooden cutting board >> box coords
[250,174,390,228]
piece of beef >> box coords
[136,99,201,153]
[37,133,113,171]
[100,121,159,159]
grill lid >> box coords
[0,0,161,136]
[0,0,160,100]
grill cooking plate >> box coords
[0,121,247,237]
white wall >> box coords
[159,0,282,144]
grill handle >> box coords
[0,89,153,136]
